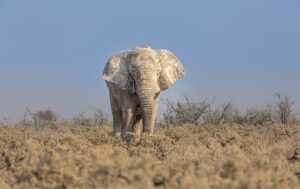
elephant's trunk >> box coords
[136,67,156,134]
[139,91,154,134]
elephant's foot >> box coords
[143,131,154,136]
[113,132,121,137]
[123,132,141,144]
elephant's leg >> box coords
[109,92,122,136]
[121,109,135,137]
[133,114,143,136]
[133,102,143,135]
[120,94,137,137]
[149,93,161,135]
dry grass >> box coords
[0,124,299,189]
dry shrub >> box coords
[242,106,274,126]
[25,107,57,129]
[92,107,109,126]
[163,98,242,126]
[72,107,108,127]
[162,94,298,126]
[162,96,211,126]
[72,113,93,126]
[202,101,237,125]
[274,93,297,124]
[0,123,299,189]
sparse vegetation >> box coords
[275,93,297,125]
[162,94,297,127]
[21,106,108,128]
[92,107,109,126]
[162,96,210,126]
[24,107,57,129]
[72,113,93,126]
[202,101,237,126]
[0,123,299,189]
[0,94,298,188]
[72,107,108,127]
[242,106,274,126]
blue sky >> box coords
[0,0,299,121]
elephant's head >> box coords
[103,46,185,133]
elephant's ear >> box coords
[157,50,185,91]
[103,51,135,93]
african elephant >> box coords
[103,45,185,136]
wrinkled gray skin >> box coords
[103,46,185,136]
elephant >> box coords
[103,45,185,136]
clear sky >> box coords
[0,0,299,122]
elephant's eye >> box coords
[139,55,153,62]
[139,57,147,61]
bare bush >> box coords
[274,93,296,124]
[92,107,108,126]
[21,110,32,126]
[72,107,108,127]
[26,107,57,129]
[161,94,298,127]
[243,106,274,126]
[162,98,240,126]
[72,113,93,126]
[0,118,10,127]
[162,96,210,126]
[162,104,175,126]
[203,101,236,125]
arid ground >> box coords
[0,124,299,189]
